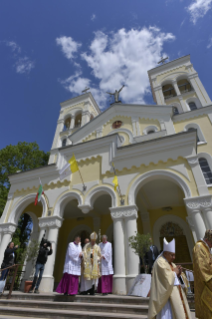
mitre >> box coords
[90,232,98,240]
[163,237,175,253]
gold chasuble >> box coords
[83,243,101,280]
[148,256,191,319]
[193,240,212,319]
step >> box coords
[0,292,149,305]
[0,299,148,315]
[0,306,148,319]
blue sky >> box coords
[0,0,212,153]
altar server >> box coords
[80,232,101,295]
[56,236,82,296]
[98,235,114,295]
[193,229,212,319]
[148,238,191,319]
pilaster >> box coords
[186,155,209,196]
[38,216,63,292]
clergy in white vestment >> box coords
[56,236,82,296]
[80,232,101,295]
[148,238,191,319]
[97,235,114,295]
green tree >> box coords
[129,232,151,273]
[0,141,49,217]
[0,142,49,263]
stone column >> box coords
[189,75,211,107]
[51,119,64,149]
[186,155,209,196]
[179,96,189,112]
[184,197,208,240]
[154,86,165,105]
[70,116,75,129]
[82,111,90,126]
[0,223,16,266]
[110,207,127,295]
[186,216,197,243]
[123,205,139,292]
[38,216,63,292]
[172,80,181,96]
[202,207,212,229]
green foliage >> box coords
[128,232,151,266]
[17,239,40,279]
[13,214,33,263]
[0,141,49,217]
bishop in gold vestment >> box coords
[80,232,101,295]
[193,230,212,319]
[148,238,191,319]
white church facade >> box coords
[0,55,212,294]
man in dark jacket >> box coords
[144,237,159,274]
[29,239,52,293]
[0,242,19,281]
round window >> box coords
[112,121,123,129]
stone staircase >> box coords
[0,292,149,319]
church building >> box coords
[0,55,212,295]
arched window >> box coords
[148,130,155,134]
[173,107,179,115]
[187,128,200,142]
[199,158,212,185]
[62,139,67,147]
[188,102,197,111]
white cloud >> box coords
[187,0,212,24]
[207,37,212,48]
[2,40,35,74]
[91,14,96,21]
[56,36,81,59]
[6,41,21,53]
[15,57,35,74]
[57,27,175,109]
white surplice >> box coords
[99,242,114,275]
[63,242,82,276]
[156,272,182,319]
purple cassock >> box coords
[56,242,82,295]
[98,242,114,294]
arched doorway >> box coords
[131,171,193,266]
[159,222,192,266]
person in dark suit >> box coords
[0,242,19,281]
[144,237,159,274]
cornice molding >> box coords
[110,205,138,220]
[38,216,64,229]
[173,105,212,123]
[0,223,17,234]
[184,195,212,210]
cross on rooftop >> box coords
[82,87,90,93]
[158,56,168,65]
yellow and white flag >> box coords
[59,154,79,181]
[112,175,119,192]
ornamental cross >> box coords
[158,56,168,65]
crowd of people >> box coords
[1,229,212,319]
[56,232,113,296]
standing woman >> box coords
[0,242,19,281]
[56,236,82,296]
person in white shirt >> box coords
[98,235,114,295]
[56,236,82,296]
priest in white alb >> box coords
[56,235,82,296]
[80,232,101,295]
[148,238,191,319]
[98,235,114,295]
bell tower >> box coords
[148,55,211,114]
[49,92,100,164]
